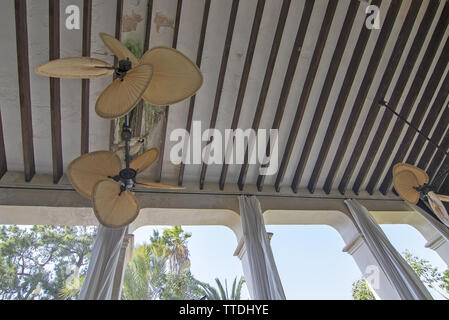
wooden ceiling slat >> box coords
[271,0,338,193]
[133,0,154,138]
[156,0,183,183]
[307,0,382,194]
[424,116,449,181]
[407,104,449,166]
[237,0,291,191]
[0,105,7,180]
[256,0,315,192]
[436,155,449,194]
[109,0,124,150]
[288,0,359,193]
[81,0,93,151]
[343,0,423,195]
[367,4,449,195]
[406,74,449,172]
[49,0,63,184]
[322,1,401,195]
[219,0,266,191]
[14,0,35,182]
[81,0,92,155]
[178,0,211,187]
[347,0,443,195]
[417,104,449,172]
[199,0,240,190]
[143,0,154,52]
[380,64,449,193]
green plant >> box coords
[200,277,246,300]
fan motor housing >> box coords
[119,168,137,190]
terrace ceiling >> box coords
[1,0,449,200]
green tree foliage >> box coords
[122,227,204,300]
[403,250,449,299]
[352,250,449,300]
[0,226,95,300]
[200,277,246,300]
[352,280,376,300]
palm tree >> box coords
[121,245,167,300]
[150,227,191,274]
[200,277,246,300]
[122,227,204,300]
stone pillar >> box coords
[234,233,274,300]
[425,233,449,265]
[343,235,401,300]
[111,234,134,300]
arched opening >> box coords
[132,225,249,300]
[266,225,363,300]
[379,223,448,300]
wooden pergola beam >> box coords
[368,3,449,194]
[307,0,382,194]
[109,0,124,150]
[219,0,266,191]
[14,0,35,182]
[237,0,291,191]
[289,0,359,194]
[343,0,423,195]
[322,0,402,195]
[133,0,154,138]
[49,0,63,184]
[199,0,240,190]
[256,0,315,192]
[274,0,338,193]
[379,53,449,193]
[350,0,444,195]
[156,0,183,183]
[178,0,211,186]
[81,0,92,155]
[0,105,7,180]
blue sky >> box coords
[134,223,448,300]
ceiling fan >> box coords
[35,32,203,120]
[393,163,449,227]
[40,33,204,228]
[68,116,184,229]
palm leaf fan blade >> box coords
[130,149,159,173]
[140,47,203,106]
[93,180,140,228]
[35,57,114,79]
[95,64,154,119]
[136,182,185,190]
[67,151,122,199]
[392,163,429,205]
[99,32,139,67]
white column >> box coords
[234,233,274,300]
[111,234,134,300]
[425,233,449,265]
[343,235,400,300]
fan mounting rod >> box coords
[110,114,137,194]
[380,100,449,187]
